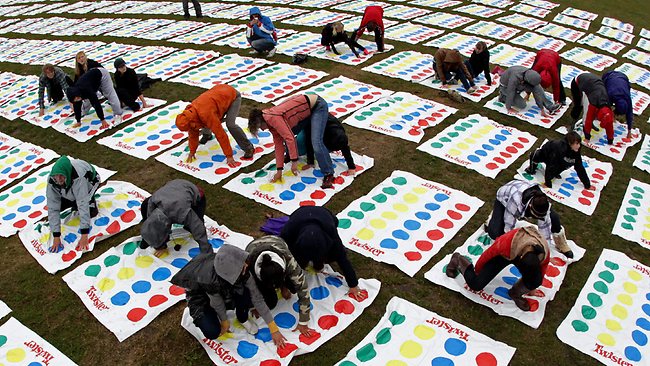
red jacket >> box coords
[475,227,549,276]
[355,6,384,40]
[532,49,562,103]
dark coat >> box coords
[468,48,491,85]
[602,71,633,128]
[576,73,609,108]
[537,137,590,189]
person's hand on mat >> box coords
[154,247,168,258]
[280,287,292,300]
[524,92,531,101]
[271,170,283,183]
[586,185,596,191]
[100,120,110,129]
[251,309,260,318]
[294,324,315,337]
[226,157,237,167]
[76,234,89,252]
[72,122,82,128]
[185,153,196,163]
[540,110,549,118]
[301,164,313,171]
[271,330,287,348]
[291,161,299,176]
[348,286,368,301]
[345,168,356,176]
[220,320,231,336]
[49,236,63,253]
[507,108,516,114]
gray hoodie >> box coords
[500,66,552,110]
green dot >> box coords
[454,126,466,132]
[593,280,609,294]
[581,305,597,319]
[104,255,120,267]
[10,185,23,194]
[460,122,473,128]
[356,343,376,362]
[113,133,124,138]
[604,261,619,270]
[85,264,101,277]
[242,177,255,184]
[101,187,115,194]
[0,335,6,347]
[598,271,614,283]
[360,202,376,212]
[626,207,639,215]
[448,132,459,138]
[587,293,603,307]
[254,170,268,178]
[159,110,169,116]
[123,242,138,255]
[0,194,7,201]
[392,177,407,185]
[430,142,444,148]
[571,320,589,332]
[340,362,356,366]
[24,177,36,184]
[382,187,398,195]
[623,215,636,223]
[372,194,387,203]
[633,186,645,194]
[376,327,391,344]
[388,311,406,325]
[621,222,634,230]
[477,234,492,246]
[348,211,364,219]
[629,199,641,207]
[468,245,484,255]
[269,164,277,170]
[440,137,452,143]
[631,192,643,199]
[338,218,352,229]
[124,127,136,132]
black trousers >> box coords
[193,288,253,340]
[462,257,543,291]
[486,199,561,240]
[116,87,140,112]
[570,78,582,121]
[255,277,298,310]
[49,76,73,103]
[60,196,98,218]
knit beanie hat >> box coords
[529,195,550,219]
[523,70,541,86]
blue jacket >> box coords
[602,71,633,128]
[248,7,276,44]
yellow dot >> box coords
[117,267,135,280]
[413,325,435,340]
[448,148,461,156]
[123,137,134,143]
[412,187,427,195]
[642,230,650,240]
[217,331,234,341]
[147,125,159,132]
[399,340,423,358]
[628,270,642,281]
[382,211,398,220]
[99,201,113,209]
[7,198,19,207]
[385,111,397,118]
[259,183,275,192]
[0,207,4,215]
[617,294,633,306]
[611,304,628,320]
[471,132,483,139]
[374,120,385,126]
[135,255,154,268]
[40,232,50,243]
[196,150,209,156]
[393,203,408,212]
[597,333,616,346]
[463,138,476,144]
[403,193,418,204]
[97,278,115,291]
[370,219,387,229]
[6,348,26,362]
[5,157,16,164]
[20,191,34,199]
[135,131,147,137]
[115,193,129,200]
[67,217,80,227]
[386,361,408,366]
[623,281,638,294]
[357,228,374,241]
[606,319,623,332]
[36,182,47,190]
[456,142,469,150]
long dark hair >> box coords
[259,254,284,289]
[248,109,264,136]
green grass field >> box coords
[1,0,649,364]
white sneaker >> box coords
[249,49,258,55]
[466,86,477,94]
[113,115,122,124]
[267,47,276,58]
[241,319,258,335]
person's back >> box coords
[576,73,609,107]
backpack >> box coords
[292,53,308,65]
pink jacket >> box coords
[263,94,312,169]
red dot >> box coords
[416,240,433,251]
[13,219,27,228]
[527,298,540,312]
[260,361,281,366]
[276,342,297,358]
[334,176,344,185]
[299,331,321,345]
[455,203,470,211]
[160,139,172,145]
[349,289,369,302]
[35,158,44,164]
[334,299,355,314]
[447,210,462,220]
[475,352,498,366]
[427,230,444,240]
[105,221,122,235]
[541,278,553,288]
[311,190,326,199]
[172,133,184,139]
[591,173,604,180]
[0,179,6,186]
[28,210,42,219]
[594,168,606,174]
[505,146,518,154]
[148,294,168,307]
[335,107,346,113]
[120,210,136,223]
[528,289,545,297]
[513,142,524,149]
[8,173,19,179]
[545,265,560,277]
[578,197,591,206]
[437,219,453,229]
[486,162,498,170]
[127,307,147,322]
[404,251,422,261]
[582,190,595,198]
[61,250,77,262]
[494,157,506,164]
[169,285,185,296]
[550,257,566,266]
[215,167,229,174]
[146,145,160,151]
[299,200,315,206]
[518,137,530,143]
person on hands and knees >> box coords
[38,63,73,117]
[113,58,149,112]
[281,206,367,300]
[602,70,634,139]
[66,67,122,129]
[321,22,366,58]
[531,49,566,105]
[486,179,573,259]
[353,6,384,53]
[175,84,254,165]
[246,236,315,338]
[446,226,549,311]
[73,51,101,83]
[465,41,493,86]
[569,72,615,144]
[433,48,477,94]
[139,179,211,258]
[525,131,595,191]
[499,66,560,117]
[171,245,287,347]
[46,156,100,253]
[246,7,277,57]
[248,93,336,188]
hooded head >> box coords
[613,99,628,116]
[597,107,614,125]
[249,6,262,19]
[527,194,550,220]
[523,70,541,86]
[140,208,171,250]
[293,224,329,270]
[539,70,552,89]
[50,155,73,188]
[214,244,249,285]
[113,58,126,70]
[175,105,199,132]
[66,86,81,103]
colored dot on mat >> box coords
[279,190,295,200]
[85,264,101,277]
[132,280,152,294]
[430,357,454,366]
[404,220,421,230]
[632,330,648,346]
[597,333,616,347]
[370,219,387,229]
[413,325,435,340]
[628,270,642,281]
[606,319,622,331]
[326,276,343,287]
[274,312,297,329]
[444,338,467,356]
[617,293,632,306]
[335,299,355,315]
[594,281,609,294]
[357,228,374,240]
[399,340,423,358]
[380,238,398,249]
[136,256,154,268]
[127,307,147,322]
[318,314,339,330]
[404,251,422,261]
[571,320,589,332]
[475,352,498,366]
[97,278,116,292]
[152,267,172,281]
[237,340,259,359]
[625,346,642,362]
[624,282,638,294]
[425,203,440,211]
[111,291,131,306]
[118,267,135,280]
[6,348,26,362]
[171,258,188,268]
[587,293,603,307]
[311,286,330,300]
[338,219,352,229]
[582,305,597,319]
[356,343,377,362]
[148,294,168,307]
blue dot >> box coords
[502,276,518,286]
[467,155,480,163]
[558,188,571,197]
[646,293,650,301]
[290,183,305,192]
[171,258,188,268]
[415,211,431,220]
[494,286,511,299]
[444,338,466,356]
[131,281,151,294]
[258,131,271,138]
[237,340,258,359]
[643,304,650,316]
[488,138,502,145]
[434,193,449,202]
[301,177,317,184]
[110,209,125,217]
[199,162,213,169]
[64,233,78,243]
[1,168,9,174]
[279,190,295,200]
[209,238,224,249]
[380,238,398,249]
[637,318,650,331]
[326,276,343,287]
[2,213,16,221]
[509,266,521,277]
[566,177,579,184]
[524,112,536,118]
[500,129,512,136]
[390,124,403,130]
[111,291,130,306]
[127,200,140,208]
[211,154,226,162]
[404,220,421,230]
[147,134,160,141]
[311,286,330,300]
[255,327,272,342]
[475,149,487,157]
[17,205,30,213]
[152,267,172,281]
[188,248,201,258]
[134,141,146,147]
[431,357,454,366]
[425,203,440,211]
[274,312,296,329]
[624,346,641,362]
[482,144,494,151]
[392,230,410,240]
[561,183,574,191]
[32,195,45,204]
[293,300,314,312]
[632,330,647,346]
[95,217,110,226]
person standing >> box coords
[182,0,201,19]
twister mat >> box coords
[418,73,500,103]
[281,10,353,27]
[169,54,273,88]
[560,47,618,72]
[597,26,635,44]
[362,51,434,82]
[577,34,625,55]
[556,248,649,366]
[412,12,474,29]
[615,63,650,91]
[509,3,550,18]
[483,93,571,128]
[211,28,297,49]
[0,300,9,319]
[135,49,219,81]
[556,123,642,161]
[453,4,504,18]
[510,31,566,52]
[552,14,591,30]
[560,7,597,21]
[337,170,483,277]
[461,20,520,40]
[632,135,650,174]
[117,45,178,69]
[0,317,78,365]
[19,181,149,274]
[0,142,57,191]
[417,114,536,178]
[611,179,650,250]
[0,131,20,153]
[495,13,547,30]
[536,24,585,42]
[308,39,395,66]
[229,64,328,103]
[623,49,650,68]
[487,43,535,67]
[423,33,496,57]
[167,23,242,44]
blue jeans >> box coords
[303,97,333,176]
[432,60,475,90]
[248,37,275,52]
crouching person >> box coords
[171,245,288,347]
[446,226,549,311]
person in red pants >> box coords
[570,73,614,144]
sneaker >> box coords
[466,86,477,94]
[266,47,276,58]
[363,49,369,55]
[249,49,259,55]
[199,133,212,145]
[242,148,254,159]
[183,14,190,20]
[321,174,335,189]
[113,115,122,124]
[547,103,561,114]
[241,320,259,335]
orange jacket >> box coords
[175,84,237,157]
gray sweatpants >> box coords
[81,68,122,117]
[200,91,253,152]
[498,87,527,110]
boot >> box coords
[524,150,538,175]
[242,148,254,159]
[199,132,212,145]
[508,279,531,311]
[445,253,471,278]
[241,319,259,335]
[553,227,573,259]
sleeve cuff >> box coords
[290,158,298,162]
[298,321,308,326]
[276,166,283,171]
[268,321,279,333]
[80,228,90,235]
[53,232,61,238]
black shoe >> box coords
[199,134,212,145]
[183,14,190,20]
[243,149,254,159]
[321,174,335,189]
[524,150,537,175]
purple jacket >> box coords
[602,71,633,128]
